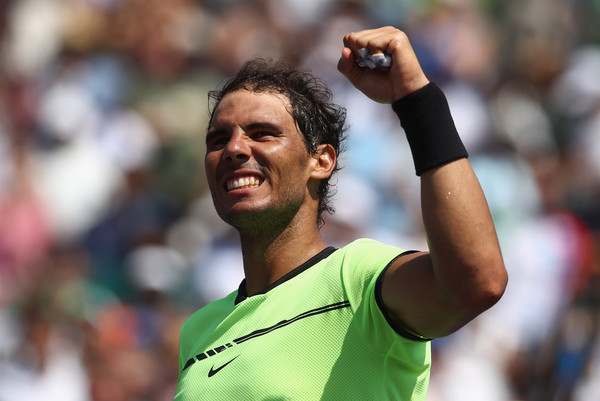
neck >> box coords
[237,212,328,296]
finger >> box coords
[345,27,399,57]
[343,30,381,54]
[337,47,362,80]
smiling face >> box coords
[204,89,323,232]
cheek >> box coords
[288,146,312,175]
[204,154,219,187]
[266,151,304,179]
[272,150,312,186]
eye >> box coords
[206,131,230,150]
[251,131,275,141]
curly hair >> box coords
[207,58,348,226]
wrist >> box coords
[392,82,468,176]
[393,77,430,102]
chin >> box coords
[220,203,302,233]
[217,204,269,227]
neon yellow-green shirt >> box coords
[175,239,431,400]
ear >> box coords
[309,144,336,180]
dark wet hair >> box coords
[207,58,348,226]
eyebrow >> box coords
[206,121,284,140]
[245,122,284,134]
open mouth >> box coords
[226,175,262,191]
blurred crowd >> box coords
[0,0,599,400]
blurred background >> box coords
[0,0,599,400]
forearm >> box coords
[395,82,506,315]
[393,81,505,304]
[339,26,507,337]
[420,159,506,308]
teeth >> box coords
[227,176,261,191]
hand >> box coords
[337,26,430,103]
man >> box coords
[174,26,507,400]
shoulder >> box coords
[180,292,237,337]
[336,238,407,269]
[332,239,407,304]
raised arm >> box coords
[338,26,508,339]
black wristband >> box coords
[392,82,468,176]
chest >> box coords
[176,294,356,399]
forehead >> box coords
[210,89,294,127]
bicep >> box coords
[379,251,479,339]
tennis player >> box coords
[174,26,507,400]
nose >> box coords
[223,131,250,161]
